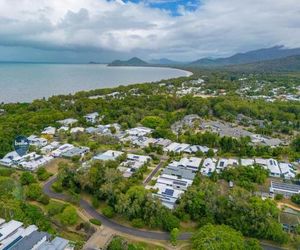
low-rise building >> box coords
[41,127,56,136]
[84,112,99,124]
[93,150,124,161]
[57,118,78,127]
[201,158,217,176]
[61,147,89,159]
[0,219,73,250]
[270,181,300,197]
[27,135,48,148]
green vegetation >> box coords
[89,218,102,226]
[176,178,288,244]
[191,224,262,250]
[291,194,300,205]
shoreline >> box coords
[0,64,193,104]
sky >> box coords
[0,0,299,63]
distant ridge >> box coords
[224,55,300,72]
[149,58,183,65]
[108,57,149,66]
[189,46,300,67]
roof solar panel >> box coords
[164,189,174,196]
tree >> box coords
[191,224,261,250]
[25,183,42,200]
[170,228,179,246]
[59,206,78,226]
[291,194,300,205]
[20,172,36,185]
[141,116,166,129]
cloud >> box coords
[0,0,299,61]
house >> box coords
[0,225,38,250]
[201,158,217,176]
[126,127,153,137]
[57,118,78,127]
[40,141,60,155]
[240,158,255,167]
[58,126,69,132]
[153,158,197,209]
[270,181,300,197]
[70,127,84,134]
[18,152,53,171]
[216,159,229,172]
[153,138,172,148]
[27,135,48,148]
[255,158,281,177]
[93,150,124,161]
[41,126,56,136]
[118,154,151,178]
[84,112,99,124]
[172,157,202,172]
[0,151,21,167]
[0,219,73,250]
[7,231,50,250]
[61,147,90,159]
[0,220,23,242]
[164,142,190,153]
[279,163,296,179]
[37,236,74,250]
[184,145,211,154]
[51,144,74,158]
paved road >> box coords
[43,177,284,249]
[43,177,191,240]
[143,160,165,185]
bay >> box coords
[0,63,191,103]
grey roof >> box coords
[62,147,89,158]
[37,237,70,250]
[163,166,195,180]
[271,181,300,193]
[10,231,49,250]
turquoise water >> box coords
[0,63,191,103]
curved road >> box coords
[43,177,191,240]
[43,177,283,249]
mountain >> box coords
[108,57,149,66]
[149,58,184,65]
[224,55,300,72]
[189,46,300,67]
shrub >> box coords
[131,218,144,228]
[89,218,102,226]
[102,206,115,218]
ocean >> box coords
[0,63,191,103]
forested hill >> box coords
[189,46,300,67]
[108,57,149,66]
[223,55,300,72]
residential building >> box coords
[57,118,78,127]
[41,127,56,136]
[84,112,99,124]
[201,158,217,176]
[27,135,48,148]
[93,150,124,161]
[270,181,300,197]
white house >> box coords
[70,127,85,134]
[126,127,153,137]
[41,126,56,136]
[201,158,217,176]
[241,158,255,166]
[57,118,78,127]
[164,142,190,153]
[279,163,296,179]
[93,150,124,161]
[255,158,281,177]
[27,135,48,148]
[84,112,99,124]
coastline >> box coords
[0,64,193,104]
